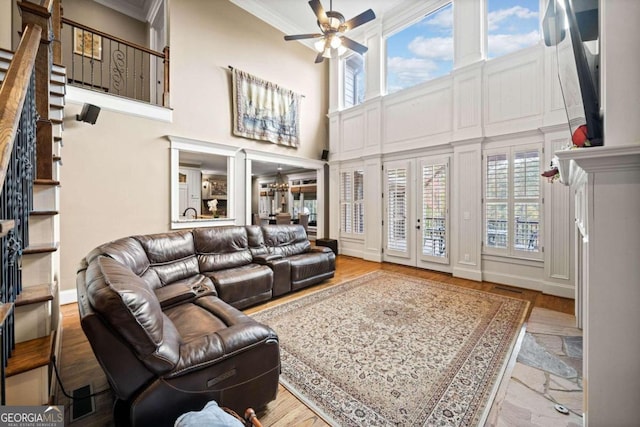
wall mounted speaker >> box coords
[76,103,101,124]
[321,149,329,161]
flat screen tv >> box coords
[543,0,603,146]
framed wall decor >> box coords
[73,28,102,61]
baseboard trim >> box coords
[482,271,575,299]
[453,266,482,282]
[60,289,77,305]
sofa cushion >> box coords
[261,224,311,257]
[245,225,269,257]
[204,264,272,307]
[194,227,253,272]
[288,252,334,283]
[164,296,277,376]
[86,256,180,373]
[135,231,200,287]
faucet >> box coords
[182,207,197,219]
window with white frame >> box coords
[386,2,453,94]
[343,54,364,108]
[340,169,365,236]
[487,0,540,59]
[484,145,542,258]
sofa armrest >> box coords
[154,275,217,309]
[253,254,290,297]
[252,253,283,264]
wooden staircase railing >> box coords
[0,23,42,404]
[61,17,170,107]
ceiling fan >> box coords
[284,0,376,63]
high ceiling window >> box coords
[487,0,540,59]
[386,2,453,94]
[343,54,364,109]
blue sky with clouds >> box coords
[386,0,540,93]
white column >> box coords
[451,139,483,281]
[363,155,382,262]
[364,22,384,99]
[454,0,486,69]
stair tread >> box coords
[23,242,59,254]
[16,283,56,307]
[34,179,60,186]
[6,335,53,377]
[30,210,59,216]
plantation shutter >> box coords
[421,159,448,262]
[353,170,364,234]
[485,153,509,250]
[513,149,540,253]
[340,171,353,234]
[387,167,408,252]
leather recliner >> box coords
[76,224,335,426]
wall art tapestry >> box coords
[232,68,301,148]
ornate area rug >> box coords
[252,271,529,426]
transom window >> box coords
[487,0,540,59]
[386,2,453,94]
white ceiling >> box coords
[96,0,413,38]
[229,0,409,42]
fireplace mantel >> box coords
[555,144,640,186]
[553,143,640,427]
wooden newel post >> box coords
[18,0,54,181]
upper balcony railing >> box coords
[61,18,169,107]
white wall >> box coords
[0,1,11,50]
[328,0,575,297]
[59,0,328,296]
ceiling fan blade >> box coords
[314,52,325,63]
[308,0,328,25]
[284,33,323,41]
[341,36,368,55]
[343,9,376,31]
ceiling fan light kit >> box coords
[284,0,375,63]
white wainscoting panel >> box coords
[365,104,382,150]
[546,135,573,282]
[383,78,453,149]
[341,109,366,155]
[543,46,569,127]
[453,63,483,141]
[340,237,365,259]
[484,47,543,136]
[328,114,340,159]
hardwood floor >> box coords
[55,256,574,426]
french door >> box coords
[383,156,450,269]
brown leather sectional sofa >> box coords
[76,224,335,426]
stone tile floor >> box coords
[486,308,583,427]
